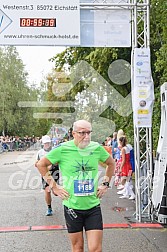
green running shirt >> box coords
[46,140,110,210]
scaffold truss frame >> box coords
[80,0,152,222]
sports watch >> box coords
[101,182,110,187]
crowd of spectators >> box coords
[0,135,41,152]
[101,130,135,200]
[0,131,72,153]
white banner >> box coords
[0,0,80,46]
[80,9,131,47]
[132,48,154,127]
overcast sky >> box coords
[16,46,65,85]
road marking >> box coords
[130,223,163,228]
[31,225,66,231]
[0,223,164,233]
[0,226,30,232]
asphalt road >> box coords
[0,150,166,252]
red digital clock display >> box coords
[20,18,56,27]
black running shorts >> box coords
[64,204,103,233]
[42,164,59,189]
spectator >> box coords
[111,132,118,159]
[117,136,135,200]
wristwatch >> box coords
[101,182,110,187]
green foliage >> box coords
[0,46,49,137]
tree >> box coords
[0,46,40,136]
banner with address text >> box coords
[0,0,80,46]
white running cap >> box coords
[42,135,51,144]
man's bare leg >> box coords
[45,186,52,205]
[68,231,84,252]
[86,230,103,252]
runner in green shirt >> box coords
[37,120,115,252]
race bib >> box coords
[74,179,94,196]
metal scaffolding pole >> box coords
[131,0,152,222]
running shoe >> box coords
[46,208,53,216]
[117,188,126,195]
[119,195,129,199]
[129,195,136,200]
[117,185,124,190]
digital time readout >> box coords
[20,18,56,27]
